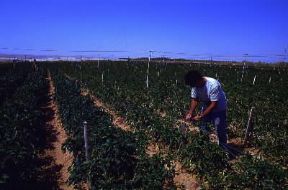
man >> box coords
[184,70,228,147]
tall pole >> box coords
[243,107,255,146]
[285,47,288,62]
[83,121,89,161]
[241,54,248,83]
[146,51,152,88]
[83,121,91,189]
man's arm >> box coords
[193,101,217,121]
[201,101,217,117]
[194,83,220,120]
[185,98,198,120]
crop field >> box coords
[1,60,287,189]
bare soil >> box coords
[42,71,74,190]
[173,161,200,190]
[146,142,161,156]
[146,141,171,157]
[81,88,132,132]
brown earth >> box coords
[42,71,74,190]
[81,88,132,132]
[173,161,200,190]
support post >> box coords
[146,51,152,88]
[252,75,257,85]
[83,121,89,161]
[243,107,255,146]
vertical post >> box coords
[101,72,104,84]
[33,58,37,71]
[83,121,89,161]
[243,107,255,146]
[241,61,245,82]
[252,75,257,85]
[285,47,287,62]
[13,60,16,69]
[146,51,152,88]
[83,121,91,189]
[80,63,83,83]
[268,76,271,84]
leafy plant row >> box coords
[57,62,231,188]
[76,60,288,166]
[0,62,34,106]
[0,65,54,189]
[49,65,175,189]
[58,61,287,189]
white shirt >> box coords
[191,77,227,112]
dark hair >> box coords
[184,70,203,87]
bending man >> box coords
[184,70,228,147]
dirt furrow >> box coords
[81,88,132,132]
[173,161,200,190]
[44,71,74,190]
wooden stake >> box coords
[268,76,271,84]
[252,75,257,85]
[146,51,152,88]
[83,121,91,189]
[243,107,255,146]
[83,121,89,161]
[240,62,245,82]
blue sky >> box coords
[0,0,287,61]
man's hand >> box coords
[192,114,203,121]
[185,99,198,121]
[185,112,193,121]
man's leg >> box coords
[199,113,212,134]
[212,111,228,147]
[199,105,211,134]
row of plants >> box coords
[0,65,56,189]
[48,65,175,189]
[0,62,34,106]
[56,62,231,188]
[80,60,288,166]
[58,61,287,189]
[0,62,13,76]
